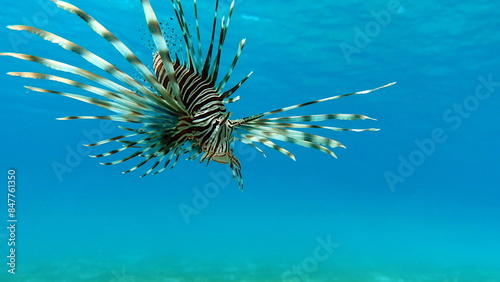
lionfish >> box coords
[1,0,394,189]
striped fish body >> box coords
[1,0,395,189]
[152,53,237,166]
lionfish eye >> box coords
[1,0,394,190]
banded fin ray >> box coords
[244,121,379,132]
[52,0,186,113]
[1,0,396,189]
[237,125,344,153]
[141,0,183,106]
[239,82,396,123]
[6,25,168,110]
[8,71,149,113]
[1,52,169,115]
[234,134,295,160]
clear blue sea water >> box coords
[1,0,499,281]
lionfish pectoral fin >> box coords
[228,155,244,190]
[229,82,396,164]
[244,82,396,120]
[3,0,393,189]
[211,155,231,164]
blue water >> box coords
[1,0,499,281]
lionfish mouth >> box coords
[1,0,395,189]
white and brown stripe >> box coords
[1,0,395,190]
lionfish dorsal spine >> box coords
[208,3,235,86]
[170,0,197,70]
[193,0,204,69]
[55,1,184,115]
[217,38,246,92]
[1,0,395,190]
[141,0,185,111]
[201,0,220,81]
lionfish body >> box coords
[2,0,394,189]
